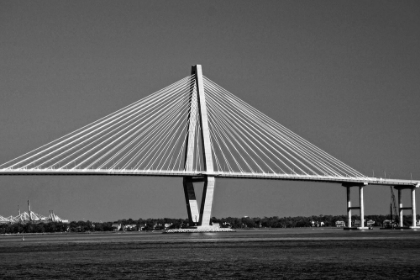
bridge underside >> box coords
[0,169,417,187]
[1,170,418,229]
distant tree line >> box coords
[1,214,418,234]
[212,214,420,228]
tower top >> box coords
[191,64,202,75]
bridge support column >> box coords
[199,176,216,227]
[347,187,351,228]
[342,182,368,230]
[395,185,420,229]
[398,188,403,227]
[358,185,368,229]
[411,188,418,229]
[183,177,200,225]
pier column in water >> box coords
[347,186,351,227]
[394,184,419,228]
[410,187,418,228]
[357,185,368,229]
[398,188,403,227]
[342,182,368,230]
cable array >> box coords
[0,73,366,179]
[0,76,195,172]
[203,76,366,178]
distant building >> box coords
[311,221,325,227]
[366,220,375,227]
[112,223,121,231]
[123,224,137,231]
[153,223,163,230]
[221,222,231,228]
[0,202,69,224]
[335,221,345,227]
[382,220,396,228]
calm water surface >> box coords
[1,228,420,279]
[2,227,420,244]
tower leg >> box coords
[199,176,216,226]
[347,186,352,227]
[183,177,199,225]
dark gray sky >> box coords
[1,0,419,221]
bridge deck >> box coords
[0,169,417,187]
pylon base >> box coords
[163,227,235,233]
[409,226,420,229]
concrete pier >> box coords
[347,186,351,228]
[411,188,417,229]
[398,188,403,227]
[343,182,368,230]
[394,185,420,229]
[394,185,419,229]
[358,185,368,229]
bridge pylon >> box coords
[183,65,215,227]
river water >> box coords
[1,228,420,279]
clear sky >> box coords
[1,0,419,221]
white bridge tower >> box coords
[183,65,215,227]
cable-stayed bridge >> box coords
[1,65,418,229]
